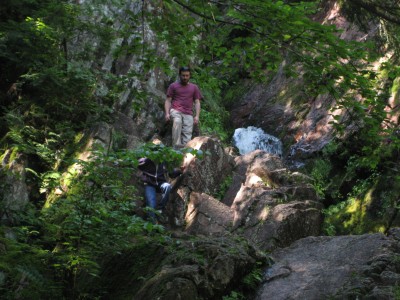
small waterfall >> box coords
[233,126,282,156]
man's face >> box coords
[179,71,191,85]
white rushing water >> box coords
[233,126,282,156]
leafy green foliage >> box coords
[223,291,246,300]
[0,199,62,299]
[133,141,203,170]
[149,0,393,151]
[0,147,174,298]
[242,263,263,289]
[0,1,105,173]
[315,3,400,234]
[0,235,61,299]
[222,259,267,300]
[215,175,233,200]
[194,68,232,142]
[0,0,153,204]
[310,158,332,199]
[321,169,400,235]
[200,109,231,142]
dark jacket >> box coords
[138,157,181,187]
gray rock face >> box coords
[256,230,400,299]
[222,150,318,207]
[223,150,285,207]
[233,195,323,250]
[230,70,337,164]
[229,66,299,141]
[228,3,380,164]
[112,111,143,149]
[185,192,234,235]
[172,138,322,252]
[170,136,234,227]
[183,136,235,196]
[131,236,263,300]
[226,149,321,250]
[72,2,175,146]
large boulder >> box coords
[231,185,323,250]
[172,141,323,251]
[133,236,263,300]
[185,192,234,235]
[222,150,318,206]
[256,229,400,299]
[182,136,235,196]
[227,150,322,250]
[99,236,264,300]
[169,136,234,227]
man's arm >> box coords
[165,97,172,122]
[194,99,200,125]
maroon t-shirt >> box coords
[167,82,202,115]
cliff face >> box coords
[229,0,382,165]
[225,1,400,236]
[61,0,386,166]
[68,2,179,149]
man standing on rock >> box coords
[164,66,202,148]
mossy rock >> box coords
[86,235,266,299]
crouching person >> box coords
[138,156,182,224]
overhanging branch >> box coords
[170,0,267,37]
[347,0,400,25]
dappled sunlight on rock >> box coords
[182,152,195,169]
[258,205,270,221]
[245,174,264,187]
[181,137,206,168]
[184,192,234,235]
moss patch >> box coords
[323,188,391,235]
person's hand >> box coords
[165,113,170,122]
[194,116,199,125]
